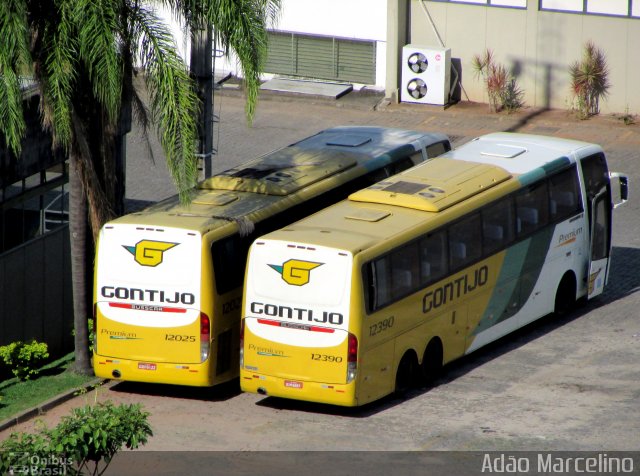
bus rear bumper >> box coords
[240,370,357,407]
[93,354,216,387]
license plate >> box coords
[284,380,303,389]
[138,362,157,371]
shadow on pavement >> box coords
[107,377,241,402]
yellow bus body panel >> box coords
[241,324,357,406]
[93,313,214,386]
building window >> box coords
[265,32,377,85]
[1,163,68,253]
[540,0,640,17]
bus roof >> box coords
[445,132,601,176]
[259,133,601,254]
[109,127,448,234]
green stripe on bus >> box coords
[519,157,571,186]
[474,227,554,334]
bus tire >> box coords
[554,272,576,316]
[395,352,418,397]
[421,339,443,386]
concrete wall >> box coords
[0,226,73,357]
[406,1,640,114]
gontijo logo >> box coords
[123,240,178,267]
[268,259,323,286]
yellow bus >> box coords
[93,126,451,387]
[240,132,628,406]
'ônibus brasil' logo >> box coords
[268,259,323,286]
[123,240,178,267]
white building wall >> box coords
[157,1,388,87]
[276,0,387,40]
[154,5,191,65]
[270,0,388,87]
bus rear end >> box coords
[93,223,212,386]
[240,239,357,406]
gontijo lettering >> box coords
[422,265,489,313]
[101,286,195,305]
[250,302,343,325]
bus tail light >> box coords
[200,312,210,363]
[239,319,245,368]
[347,332,358,383]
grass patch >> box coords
[0,353,98,423]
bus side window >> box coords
[549,166,581,221]
[419,229,448,286]
[386,156,416,176]
[390,243,419,298]
[368,256,391,311]
[482,197,515,255]
[581,153,609,199]
[425,141,450,158]
[591,198,609,260]
[516,181,549,236]
[410,151,424,165]
[448,213,482,270]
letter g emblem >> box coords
[123,240,178,267]
[269,259,323,286]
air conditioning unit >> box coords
[401,45,451,106]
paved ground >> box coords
[2,89,639,473]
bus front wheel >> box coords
[554,272,576,316]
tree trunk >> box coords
[69,150,93,375]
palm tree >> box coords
[0,0,280,374]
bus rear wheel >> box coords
[395,352,418,397]
[554,273,576,316]
[421,339,443,387]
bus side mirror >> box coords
[610,172,628,209]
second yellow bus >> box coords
[240,132,628,406]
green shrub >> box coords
[570,41,610,119]
[0,340,50,381]
[472,49,524,113]
[0,401,153,475]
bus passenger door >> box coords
[587,188,611,299]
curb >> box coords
[0,378,106,433]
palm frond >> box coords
[257,0,282,27]
[129,4,200,203]
[201,0,271,124]
[39,0,78,149]
[0,0,32,154]
[73,0,123,121]
[156,0,281,124]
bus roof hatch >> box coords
[349,158,511,212]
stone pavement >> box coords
[0,88,640,451]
